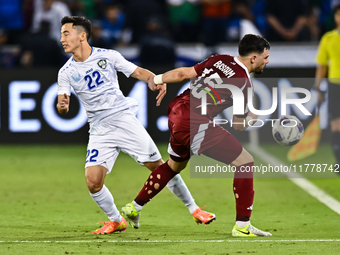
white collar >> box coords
[234,56,250,80]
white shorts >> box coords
[85,107,161,173]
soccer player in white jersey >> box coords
[57,16,216,234]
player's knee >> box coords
[144,159,164,171]
[232,149,254,166]
[244,152,254,164]
[167,159,187,173]
[85,175,104,193]
[87,181,103,194]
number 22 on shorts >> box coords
[86,149,99,163]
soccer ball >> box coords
[272,115,304,146]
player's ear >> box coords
[250,54,257,64]
[80,32,87,42]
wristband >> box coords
[154,74,163,85]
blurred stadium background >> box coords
[1,0,340,254]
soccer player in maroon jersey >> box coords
[122,34,272,237]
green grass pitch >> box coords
[0,144,339,254]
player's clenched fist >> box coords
[57,93,70,114]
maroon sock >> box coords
[233,162,254,220]
[134,161,178,206]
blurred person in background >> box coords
[65,0,97,18]
[122,0,166,44]
[89,19,111,48]
[0,29,19,68]
[166,0,201,43]
[306,0,321,41]
[266,0,311,42]
[100,4,125,47]
[19,21,64,68]
[251,0,267,36]
[31,0,71,43]
[0,29,7,45]
[0,0,25,44]
[64,0,86,16]
[139,15,176,68]
[201,0,231,47]
[316,0,340,36]
[314,4,340,173]
[22,0,35,33]
[227,0,261,42]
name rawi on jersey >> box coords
[213,60,236,78]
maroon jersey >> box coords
[168,54,253,125]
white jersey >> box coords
[58,47,138,123]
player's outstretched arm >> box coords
[57,93,70,114]
[153,67,197,85]
[131,67,167,106]
[131,67,154,82]
[151,67,197,106]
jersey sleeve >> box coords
[316,34,328,66]
[112,51,138,77]
[194,56,210,75]
[57,70,71,96]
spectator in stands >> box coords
[233,0,254,21]
[122,0,166,44]
[306,0,320,41]
[96,0,126,19]
[31,0,71,43]
[138,15,176,68]
[201,0,232,47]
[166,0,201,43]
[89,20,111,49]
[0,28,22,69]
[23,0,35,33]
[227,0,259,42]
[266,0,311,42]
[317,0,340,36]
[77,0,97,18]
[64,0,85,16]
[19,21,64,68]
[65,0,97,18]
[0,29,13,68]
[100,4,125,47]
[0,29,7,45]
[314,4,340,174]
[251,0,267,36]
[0,0,25,44]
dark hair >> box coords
[61,16,92,41]
[238,34,270,57]
[334,3,340,12]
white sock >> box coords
[133,200,143,212]
[236,220,250,228]
[166,174,199,214]
[90,185,121,222]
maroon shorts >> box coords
[168,118,243,165]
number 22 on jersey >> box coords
[85,71,104,90]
